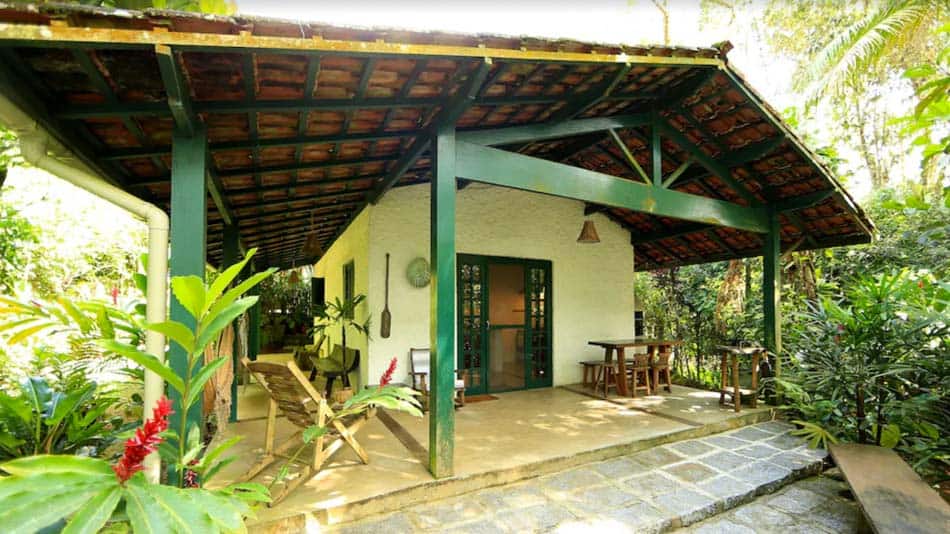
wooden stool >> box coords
[629,354,652,397]
[651,351,673,393]
[719,348,762,412]
[580,360,604,389]
[592,361,621,398]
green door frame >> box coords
[456,253,552,395]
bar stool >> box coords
[592,361,622,398]
[719,345,763,412]
[629,354,652,397]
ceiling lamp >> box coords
[577,220,601,244]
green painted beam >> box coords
[458,114,649,147]
[456,141,768,233]
[662,157,692,188]
[368,60,491,204]
[774,189,835,212]
[762,209,782,391]
[429,124,456,478]
[56,94,570,120]
[222,225,240,423]
[168,126,207,480]
[720,136,785,167]
[651,117,662,186]
[216,155,397,179]
[247,285,260,362]
[630,221,709,244]
[653,118,760,205]
[549,64,632,121]
[156,45,196,135]
[606,128,650,184]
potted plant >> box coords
[311,294,370,404]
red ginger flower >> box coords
[113,396,173,483]
[379,357,398,387]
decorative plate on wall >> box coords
[406,257,431,288]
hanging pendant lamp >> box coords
[577,220,601,243]
[301,210,324,258]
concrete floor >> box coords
[217,368,771,528]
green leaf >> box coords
[195,297,258,355]
[97,340,185,393]
[223,482,271,505]
[182,424,203,466]
[124,482,175,534]
[904,64,936,79]
[62,486,123,534]
[8,321,57,344]
[204,249,257,314]
[0,482,104,534]
[1,454,114,477]
[880,423,902,448]
[95,306,116,340]
[195,435,241,473]
[146,320,196,355]
[302,425,328,444]
[171,275,206,321]
[19,376,50,414]
[188,489,247,532]
[185,357,229,410]
[200,456,236,485]
[147,483,218,533]
[204,269,274,327]
[58,297,94,335]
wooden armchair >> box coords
[408,347,467,410]
[240,357,373,504]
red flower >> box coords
[113,396,173,483]
[111,287,119,305]
[379,357,398,387]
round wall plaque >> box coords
[406,257,431,288]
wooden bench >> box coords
[830,443,950,534]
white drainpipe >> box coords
[0,95,169,483]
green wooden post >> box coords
[169,126,207,476]
[248,285,261,362]
[762,209,782,397]
[651,115,662,186]
[429,124,456,478]
[222,225,240,423]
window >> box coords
[342,260,355,317]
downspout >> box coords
[0,95,169,483]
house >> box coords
[0,5,873,480]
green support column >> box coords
[429,124,456,478]
[169,126,207,458]
[762,209,782,396]
[248,285,261,362]
[222,225,240,423]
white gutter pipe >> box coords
[0,95,169,483]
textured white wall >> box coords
[363,182,636,387]
[313,208,371,388]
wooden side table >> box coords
[717,345,765,412]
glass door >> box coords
[457,254,552,394]
[487,262,527,393]
[458,256,487,395]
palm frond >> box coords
[798,0,932,107]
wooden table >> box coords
[717,345,765,412]
[587,338,682,397]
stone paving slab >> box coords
[329,421,829,534]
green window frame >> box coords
[342,260,355,317]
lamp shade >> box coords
[577,220,601,243]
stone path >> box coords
[329,421,837,533]
[685,475,864,534]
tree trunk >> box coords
[856,383,867,443]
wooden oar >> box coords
[381,252,391,338]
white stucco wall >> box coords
[313,208,371,388]
[361,183,637,387]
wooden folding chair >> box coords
[240,357,374,504]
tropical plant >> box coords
[0,375,127,461]
[794,0,946,107]
[0,249,275,533]
[783,270,948,478]
[0,398,267,534]
[0,199,37,294]
[310,294,370,389]
[75,0,238,15]
[100,248,275,487]
[898,22,950,167]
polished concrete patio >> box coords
[216,368,772,528]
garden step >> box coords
[322,421,827,533]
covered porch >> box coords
[221,369,773,526]
[0,5,872,483]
